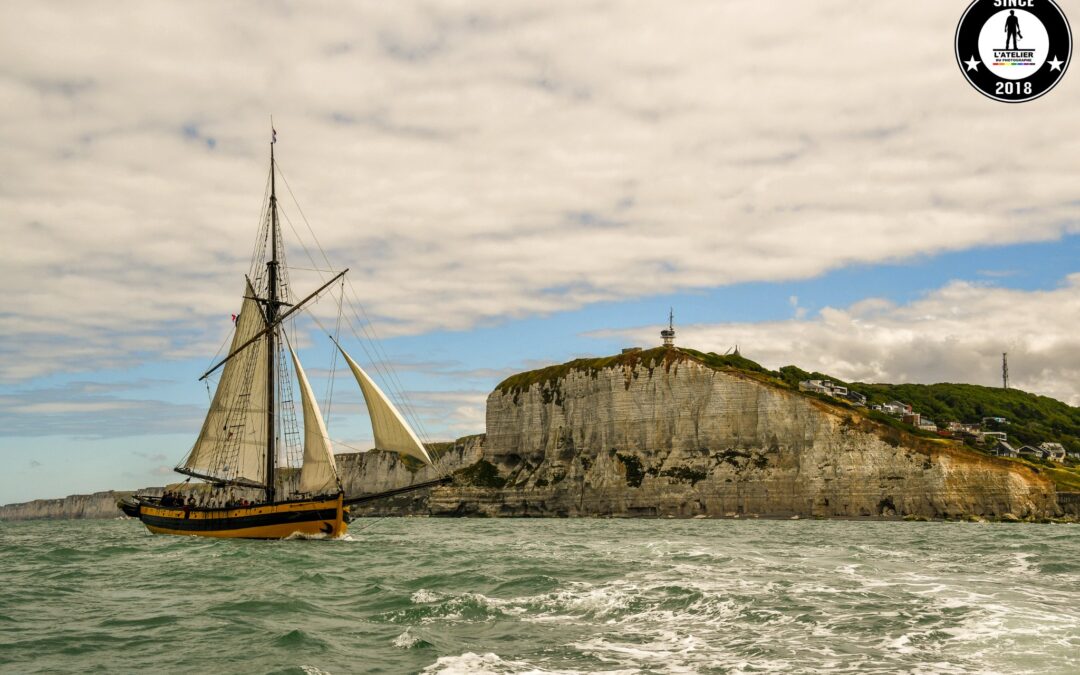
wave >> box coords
[3,518,1079,674]
[392,627,434,650]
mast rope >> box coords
[294,272,449,478]
[352,513,392,534]
[274,162,438,452]
[283,265,338,274]
[200,175,269,379]
[329,438,371,453]
[247,170,272,278]
[322,278,345,425]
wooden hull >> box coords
[130,495,347,539]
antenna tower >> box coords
[1002,352,1009,390]
[660,308,676,347]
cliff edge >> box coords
[409,347,1060,519]
[6,347,1070,521]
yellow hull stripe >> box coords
[139,496,347,539]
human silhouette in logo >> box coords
[1004,10,1022,50]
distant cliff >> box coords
[353,347,1066,520]
[0,488,162,521]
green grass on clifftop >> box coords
[495,347,683,396]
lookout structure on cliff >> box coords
[661,308,676,347]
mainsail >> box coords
[288,345,339,495]
[339,347,433,466]
[180,281,268,485]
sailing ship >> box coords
[118,134,449,538]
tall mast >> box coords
[265,130,279,503]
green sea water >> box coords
[0,518,1077,674]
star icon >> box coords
[1048,55,1064,71]
[964,55,981,72]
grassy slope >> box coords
[773,364,1080,454]
[494,346,1080,491]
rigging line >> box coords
[284,265,339,274]
[274,165,435,446]
[273,186,421,435]
[277,209,353,430]
[329,438,370,453]
[205,174,268,376]
[274,173,436,451]
[248,171,272,279]
[303,303,445,477]
[335,301,436,447]
[352,513,392,534]
[279,207,325,280]
[330,286,438,453]
[203,320,236,372]
[322,279,345,426]
[338,292,436,446]
[274,180,431,442]
[268,218,434,445]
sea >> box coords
[0,518,1077,674]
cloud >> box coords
[0,385,203,438]
[788,295,807,319]
[408,389,489,436]
[590,275,1080,405]
[2,1,1079,382]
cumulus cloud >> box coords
[2,1,1079,381]
[591,275,1080,405]
[0,383,203,438]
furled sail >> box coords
[288,345,339,495]
[180,282,268,485]
[339,347,433,466]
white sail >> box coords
[181,282,268,484]
[288,345,339,495]
[339,347,433,466]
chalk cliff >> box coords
[360,347,1062,519]
[6,347,1069,521]
[0,488,162,521]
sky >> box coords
[2,1,1079,504]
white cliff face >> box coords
[420,351,1058,519]
[4,352,1062,520]
[0,489,162,521]
[334,437,484,516]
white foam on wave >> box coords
[1009,551,1037,574]
[393,627,422,649]
[411,588,440,604]
[573,631,708,673]
[404,527,1080,674]
[523,582,638,622]
[409,591,511,624]
[420,651,587,675]
[283,531,329,541]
